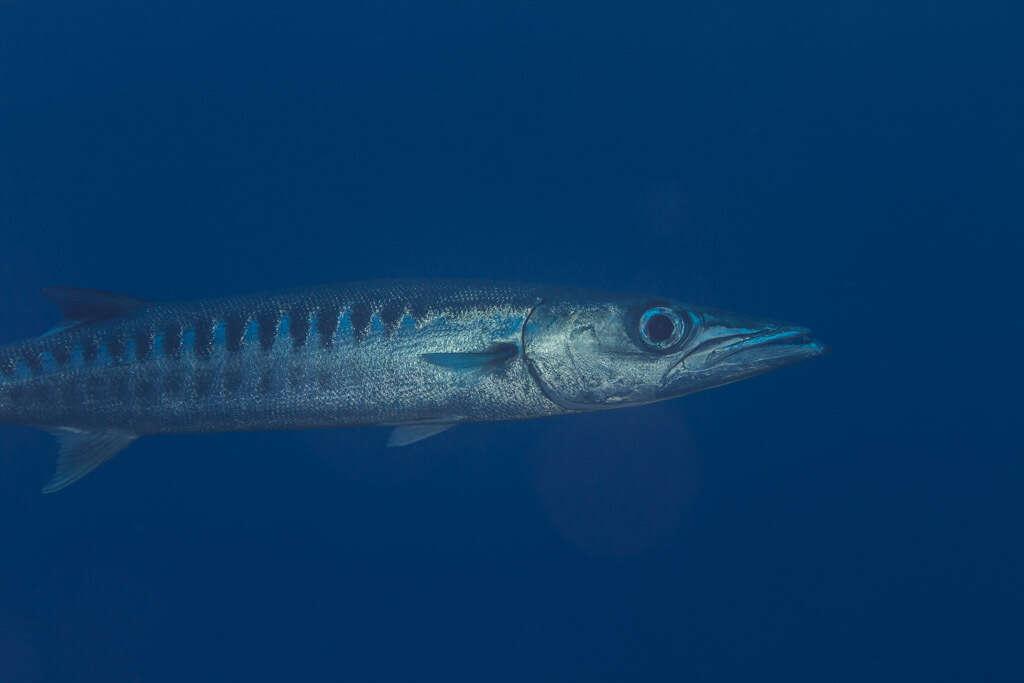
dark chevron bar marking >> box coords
[317,304,340,349]
[52,343,71,367]
[226,314,246,354]
[410,300,431,325]
[134,331,152,362]
[107,334,126,362]
[289,307,309,350]
[162,325,183,359]
[82,338,99,364]
[379,300,405,333]
[22,352,42,375]
[194,320,214,360]
[350,302,371,341]
[257,311,278,352]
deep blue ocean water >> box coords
[1,2,1021,681]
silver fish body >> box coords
[0,279,826,491]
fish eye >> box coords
[639,307,683,350]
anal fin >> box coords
[42,428,137,493]
[387,423,456,447]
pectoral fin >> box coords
[420,342,518,373]
[387,423,456,447]
[42,428,138,493]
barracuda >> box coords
[0,280,826,492]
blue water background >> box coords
[1,2,1021,681]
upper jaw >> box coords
[701,326,826,366]
[660,316,827,392]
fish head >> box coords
[522,295,826,411]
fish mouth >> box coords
[661,322,827,392]
[708,327,826,364]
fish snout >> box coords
[659,316,827,396]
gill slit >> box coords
[520,296,573,412]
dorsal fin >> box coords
[40,287,149,332]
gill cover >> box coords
[523,298,687,411]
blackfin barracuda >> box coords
[0,280,825,492]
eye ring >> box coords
[639,307,684,351]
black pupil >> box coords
[645,313,674,344]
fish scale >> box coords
[0,278,825,492]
